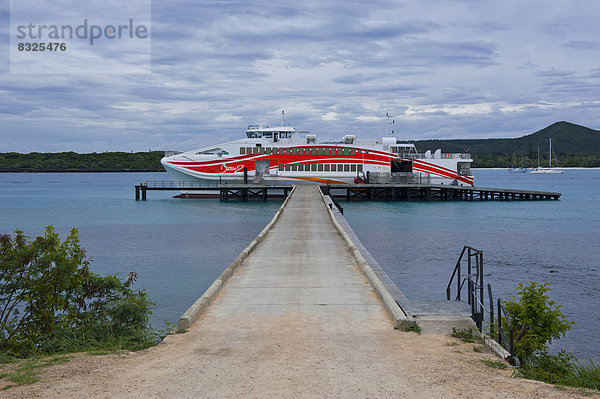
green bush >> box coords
[502,282,575,361]
[0,227,156,357]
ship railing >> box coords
[163,151,183,157]
[142,181,219,188]
[411,153,471,160]
[141,180,292,188]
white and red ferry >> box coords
[161,120,473,191]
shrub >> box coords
[502,282,575,361]
[0,227,156,357]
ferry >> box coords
[161,118,473,195]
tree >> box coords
[502,282,575,361]
[0,227,155,356]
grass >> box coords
[395,323,421,334]
[473,346,483,353]
[0,355,70,390]
[450,328,478,343]
[445,342,458,347]
[517,352,600,391]
[483,360,507,369]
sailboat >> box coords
[529,138,564,174]
[508,151,529,173]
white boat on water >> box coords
[508,167,528,173]
[161,114,474,197]
[529,138,564,174]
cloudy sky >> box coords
[1,0,599,153]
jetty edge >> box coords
[178,186,297,329]
[318,187,415,328]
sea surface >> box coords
[0,172,281,331]
[343,169,600,362]
[0,170,598,362]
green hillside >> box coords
[0,151,166,172]
[406,121,600,167]
[0,122,599,171]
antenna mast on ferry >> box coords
[385,112,395,136]
[281,110,285,126]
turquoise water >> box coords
[0,170,598,361]
[343,169,600,361]
[0,172,281,329]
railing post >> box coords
[479,252,484,329]
[488,283,494,335]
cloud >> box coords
[0,0,599,152]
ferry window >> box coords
[324,164,330,172]
[247,147,252,154]
[311,164,317,171]
[318,164,324,171]
[265,148,271,154]
[259,147,265,154]
[240,147,245,154]
[292,148,297,155]
[318,149,323,155]
[279,164,284,171]
[357,149,361,154]
[298,164,304,171]
[264,132,273,138]
[344,149,349,156]
[285,148,290,155]
[358,165,363,172]
[350,149,356,156]
[291,164,297,171]
[351,164,357,172]
[253,147,259,154]
[285,164,291,171]
[365,150,369,154]
[344,164,350,172]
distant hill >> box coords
[405,121,600,167]
[407,121,600,156]
[0,151,166,172]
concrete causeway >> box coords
[210,184,389,320]
[3,184,581,398]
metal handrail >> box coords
[446,246,484,329]
[447,246,519,367]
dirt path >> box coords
[0,312,591,398]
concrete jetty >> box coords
[186,184,408,325]
[4,184,580,398]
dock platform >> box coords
[136,181,561,201]
[134,181,293,200]
[322,183,561,201]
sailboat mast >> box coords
[549,138,552,167]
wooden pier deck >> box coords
[323,183,561,201]
[135,181,561,201]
